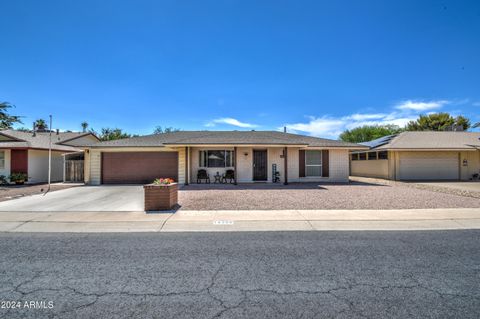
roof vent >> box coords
[32,122,36,137]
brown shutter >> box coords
[299,150,305,177]
[322,150,329,177]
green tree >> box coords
[153,126,181,134]
[405,113,470,131]
[35,119,48,131]
[473,122,480,128]
[98,128,132,141]
[339,124,403,143]
[0,102,23,129]
[81,121,89,133]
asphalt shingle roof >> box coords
[88,131,366,148]
[364,131,480,150]
[0,130,90,151]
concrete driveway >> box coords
[0,186,143,212]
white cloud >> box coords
[284,111,418,139]
[345,113,387,121]
[473,102,480,107]
[284,116,346,138]
[206,117,258,128]
[395,100,449,111]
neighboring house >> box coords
[350,131,480,181]
[84,131,367,185]
[0,130,99,183]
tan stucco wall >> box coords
[352,150,480,181]
[84,150,90,184]
[27,150,64,183]
[460,150,480,180]
[188,147,284,183]
[351,158,389,179]
[289,148,349,183]
[236,147,253,182]
[189,147,235,183]
[87,146,351,184]
[0,149,11,177]
[188,147,348,183]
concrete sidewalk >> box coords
[0,208,479,232]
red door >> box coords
[11,149,28,174]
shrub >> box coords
[0,175,8,185]
[9,172,28,184]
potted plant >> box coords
[143,178,178,211]
[9,172,28,185]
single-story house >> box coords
[83,131,367,185]
[350,131,480,181]
[0,130,99,183]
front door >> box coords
[253,150,268,181]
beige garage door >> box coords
[399,152,459,180]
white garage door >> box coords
[399,152,459,180]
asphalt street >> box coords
[0,231,479,318]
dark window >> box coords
[378,151,388,160]
[199,150,234,168]
[359,152,366,160]
[368,152,377,160]
[208,150,225,167]
[351,153,359,161]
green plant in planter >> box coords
[152,178,175,185]
[9,172,28,185]
[0,175,8,185]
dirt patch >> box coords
[0,183,81,202]
[178,182,480,210]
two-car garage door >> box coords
[399,152,459,180]
[101,152,178,184]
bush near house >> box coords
[9,172,28,185]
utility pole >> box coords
[47,115,52,194]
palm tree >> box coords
[81,121,89,133]
[0,102,22,129]
[35,119,48,131]
[473,122,480,129]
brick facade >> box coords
[144,183,178,211]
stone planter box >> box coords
[144,183,178,211]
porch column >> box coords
[185,146,189,185]
[234,146,238,185]
[284,147,288,185]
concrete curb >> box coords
[0,208,479,232]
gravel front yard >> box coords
[179,182,480,210]
[0,183,81,202]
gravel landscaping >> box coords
[178,182,480,210]
[0,183,81,202]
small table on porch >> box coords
[213,172,223,184]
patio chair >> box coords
[197,169,210,184]
[223,169,235,184]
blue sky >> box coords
[1,0,479,138]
